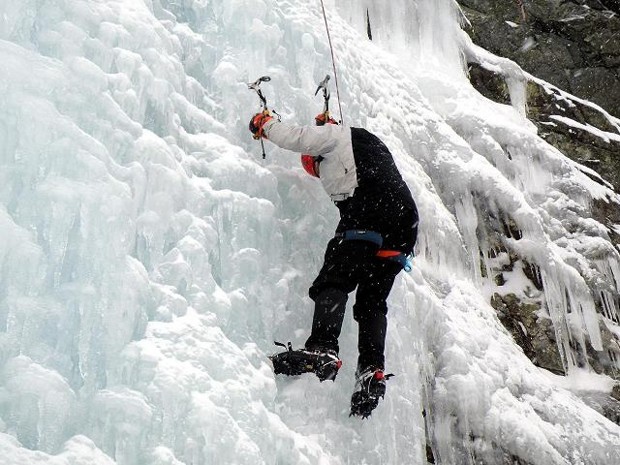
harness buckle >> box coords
[376,250,413,272]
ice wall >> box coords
[0,0,619,464]
[336,0,465,74]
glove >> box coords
[315,112,338,126]
[249,112,273,139]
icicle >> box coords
[454,191,482,283]
[540,256,605,369]
[540,269,575,371]
[600,290,619,324]
[593,258,620,323]
[505,75,528,117]
[569,288,603,352]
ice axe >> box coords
[314,74,331,122]
[248,75,271,111]
[248,75,274,159]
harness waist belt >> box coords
[336,230,412,272]
[336,229,383,247]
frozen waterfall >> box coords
[0,0,619,464]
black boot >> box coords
[270,342,342,381]
[350,367,393,418]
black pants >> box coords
[305,238,404,371]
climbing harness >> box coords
[336,229,383,247]
[318,0,344,125]
[247,75,280,159]
[336,229,413,272]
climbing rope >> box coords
[319,0,344,125]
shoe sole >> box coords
[270,351,341,381]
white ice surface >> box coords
[0,0,619,464]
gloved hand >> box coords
[249,112,273,139]
[315,112,338,126]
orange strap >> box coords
[376,249,413,272]
[376,250,401,258]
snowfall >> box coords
[1,0,620,464]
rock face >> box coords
[460,0,620,188]
[459,0,620,116]
[458,0,620,428]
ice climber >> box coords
[249,111,419,418]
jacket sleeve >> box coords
[263,120,339,156]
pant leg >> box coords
[305,238,378,353]
[305,287,348,353]
[353,260,402,371]
[350,201,417,369]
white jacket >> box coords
[263,120,358,201]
